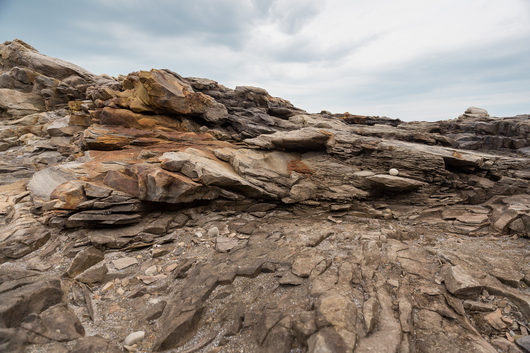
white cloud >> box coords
[61,0,530,120]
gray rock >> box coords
[0,88,44,117]
[154,306,203,350]
[75,262,108,284]
[245,128,330,150]
[114,69,227,122]
[442,265,482,297]
[27,166,73,201]
[161,148,267,198]
[363,297,380,333]
[291,254,325,278]
[278,272,304,286]
[464,106,489,118]
[516,335,530,353]
[143,301,167,322]
[491,338,525,353]
[494,209,520,232]
[1,39,95,81]
[66,246,104,277]
[20,304,84,343]
[65,211,142,228]
[2,38,530,353]
[463,300,496,312]
[0,277,63,328]
[293,311,317,338]
[112,257,138,270]
[70,336,122,353]
[0,328,28,353]
[307,327,349,353]
[46,117,83,137]
[367,174,426,192]
[207,226,219,237]
[215,236,238,252]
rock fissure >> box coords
[0,39,528,353]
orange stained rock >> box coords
[98,107,185,131]
[50,181,87,210]
[103,170,139,196]
[113,69,227,120]
[452,150,463,159]
[287,159,313,176]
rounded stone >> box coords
[389,168,399,176]
[124,331,145,345]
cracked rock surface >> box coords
[0,39,529,353]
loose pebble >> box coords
[124,331,145,345]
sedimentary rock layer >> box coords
[0,39,528,353]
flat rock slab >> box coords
[367,174,426,192]
[279,272,304,286]
[516,335,530,352]
[291,254,325,278]
[66,247,104,277]
[70,336,122,353]
[442,265,482,297]
[215,236,238,252]
[244,128,330,150]
[112,257,138,270]
[0,277,64,328]
[456,213,489,224]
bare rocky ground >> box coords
[0,39,529,353]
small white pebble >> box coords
[389,168,399,176]
[124,331,145,345]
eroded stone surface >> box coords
[0,40,529,353]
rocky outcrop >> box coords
[108,69,228,122]
[432,107,529,152]
[0,40,529,353]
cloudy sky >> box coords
[1,0,529,121]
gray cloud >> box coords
[1,0,529,121]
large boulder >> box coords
[0,39,104,110]
[160,148,268,198]
[463,106,489,119]
[244,128,331,150]
[27,164,76,201]
[114,69,228,122]
[0,39,94,81]
[0,88,44,117]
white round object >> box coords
[389,168,399,176]
[124,331,145,345]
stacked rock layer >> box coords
[0,39,529,353]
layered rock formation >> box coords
[0,39,529,353]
